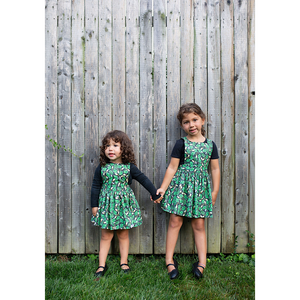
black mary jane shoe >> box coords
[192,262,205,279]
[166,259,179,280]
[120,263,131,273]
[95,264,108,277]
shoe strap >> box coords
[198,264,205,269]
[96,266,105,271]
[120,263,129,267]
[166,263,175,268]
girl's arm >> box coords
[155,157,180,199]
[130,164,162,201]
[91,164,102,216]
[210,159,220,206]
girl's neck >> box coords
[186,133,205,143]
[110,160,123,164]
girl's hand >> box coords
[92,207,98,217]
[211,191,218,206]
[153,188,165,204]
[150,188,165,203]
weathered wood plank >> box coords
[45,0,58,254]
[194,0,208,119]
[153,0,167,254]
[112,0,126,131]
[180,0,193,104]
[99,0,112,135]
[85,0,100,254]
[57,0,72,254]
[234,0,249,253]
[248,0,255,253]
[167,0,181,254]
[126,0,140,254]
[220,0,235,253]
[139,0,154,254]
[71,0,85,254]
[207,0,221,254]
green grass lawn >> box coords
[45,254,255,300]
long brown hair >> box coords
[177,103,206,136]
[100,130,137,166]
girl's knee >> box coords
[101,229,114,241]
[191,218,205,232]
[116,229,129,240]
[169,215,183,229]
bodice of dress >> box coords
[183,137,213,175]
[101,163,130,189]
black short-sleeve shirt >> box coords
[171,138,219,165]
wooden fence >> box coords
[45,0,255,254]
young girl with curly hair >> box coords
[91,130,162,277]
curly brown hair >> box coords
[100,130,137,166]
[177,103,206,136]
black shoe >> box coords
[192,262,205,279]
[120,263,131,273]
[95,264,108,277]
[166,259,179,280]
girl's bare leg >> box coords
[191,218,207,273]
[116,229,130,270]
[166,214,183,272]
[99,229,114,268]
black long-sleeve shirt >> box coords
[91,163,161,208]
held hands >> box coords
[150,188,165,204]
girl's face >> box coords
[181,113,205,137]
[104,139,122,164]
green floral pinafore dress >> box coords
[161,137,214,218]
[91,163,143,230]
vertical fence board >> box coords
[234,0,249,253]
[126,0,140,254]
[85,0,99,254]
[207,0,221,254]
[71,0,85,254]
[180,0,193,103]
[112,0,126,131]
[58,0,72,253]
[99,0,112,135]
[139,0,154,254]
[248,0,255,252]
[194,0,208,116]
[220,0,235,253]
[153,0,167,254]
[167,0,181,254]
[45,0,58,254]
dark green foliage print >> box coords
[161,137,214,218]
[91,163,142,230]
